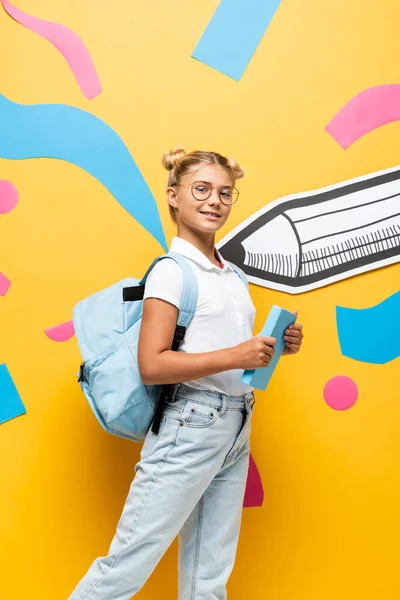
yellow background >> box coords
[0,0,399,598]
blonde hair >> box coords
[162,147,245,222]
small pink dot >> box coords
[323,376,358,411]
[0,180,18,214]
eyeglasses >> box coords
[174,181,240,206]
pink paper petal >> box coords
[0,180,18,214]
[1,0,102,100]
[326,84,400,149]
[0,272,11,296]
[323,376,358,411]
[243,453,264,508]
[45,320,75,342]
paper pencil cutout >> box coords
[217,165,400,294]
[242,305,296,391]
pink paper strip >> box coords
[1,0,102,100]
[0,180,18,214]
[326,84,400,149]
[0,272,11,296]
[45,320,75,342]
[243,453,264,508]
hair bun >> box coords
[162,147,186,171]
[226,156,245,180]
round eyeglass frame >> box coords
[173,181,240,206]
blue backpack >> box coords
[73,252,247,442]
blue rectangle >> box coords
[241,306,296,391]
[0,363,26,425]
[192,0,282,81]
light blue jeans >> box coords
[68,383,255,600]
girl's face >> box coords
[167,164,235,234]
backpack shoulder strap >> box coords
[141,252,198,436]
[224,260,249,288]
[139,252,198,330]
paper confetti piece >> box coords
[1,0,102,99]
[323,376,358,411]
[0,180,18,214]
[326,84,400,149]
[0,363,26,424]
[192,0,282,81]
[0,272,11,296]
[45,320,75,342]
[0,94,167,250]
[244,453,264,507]
[336,291,400,364]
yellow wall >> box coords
[1,1,399,598]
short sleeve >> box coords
[143,259,183,309]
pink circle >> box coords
[323,376,358,411]
[0,180,18,214]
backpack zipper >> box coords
[78,362,86,383]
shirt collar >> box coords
[169,237,230,272]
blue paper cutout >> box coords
[0,94,167,250]
[242,305,296,391]
[192,0,282,81]
[336,291,400,365]
[0,363,26,425]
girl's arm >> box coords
[138,298,275,386]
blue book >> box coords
[241,306,297,391]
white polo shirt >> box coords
[143,237,256,396]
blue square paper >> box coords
[192,0,282,81]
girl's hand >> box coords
[282,310,304,355]
[232,335,276,370]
